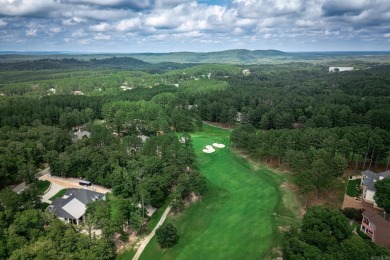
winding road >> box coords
[132,206,172,260]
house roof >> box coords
[362,170,390,191]
[74,129,90,140]
[362,209,390,249]
[62,198,86,219]
[48,188,104,220]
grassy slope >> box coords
[140,125,300,260]
[49,189,67,201]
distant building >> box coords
[73,90,84,95]
[242,69,251,76]
[361,170,390,207]
[329,67,354,72]
[361,209,390,249]
[74,129,91,140]
[48,188,105,225]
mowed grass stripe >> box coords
[140,125,282,260]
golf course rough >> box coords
[140,125,297,260]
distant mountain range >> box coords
[1,49,390,64]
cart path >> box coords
[133,206,172,260]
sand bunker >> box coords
[203,145,215,153]
[212,143,225,148]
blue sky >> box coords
[0,0,389,53]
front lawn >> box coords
[49,189,67,201]
[346,179,362,197]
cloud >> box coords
[94,33,111,40]
[1,0,390,52]
[0,0,56,16]
[0,19,7,27]
[26,28,37,36]
[116,18,140,31]
[71,29,86,38]
[49,27,62,33]
[321,0,367,17]
[61,0,155,11]
[90,22,110,31]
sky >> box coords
[0,0,389,53]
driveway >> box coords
[39,170,111,195]
[38,168,111,204]
[41,181,65,203]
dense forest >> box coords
[1,56,390,258]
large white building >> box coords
[329,67,354,72]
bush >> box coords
[341,208,363,222]
[357,229,371,241]
[156,223,179,248]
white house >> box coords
[329,67,354,72]
[48,188,105,225]
[242,69,251,76]
[361,170,390,207]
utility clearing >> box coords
[140,124,300,259]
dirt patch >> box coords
[114,230,140,254]
[280,182,298,192]
[203,121,234,130]
[342,195,363,209]
[278,226,291,233]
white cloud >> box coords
[116,18,140,31]
[71,29,86,38]
[90,22,110,32]
[1,0,390,51]
[94,33,111,40]
[26,28,37,36]
[0,19,7,28]
[49,27,62,33]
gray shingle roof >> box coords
[48,188,104,220]
[362,170,390,191]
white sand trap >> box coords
[212,143,225,148]
[203,145,215,153]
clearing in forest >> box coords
[140,124,300,260]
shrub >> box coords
[156,223,179,248]
[341,208,363,222]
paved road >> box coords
[132,206,172,260]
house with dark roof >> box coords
[47,188,105,225]
[361,170,390,207]
[361,209,390,249]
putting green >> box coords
[140,125,299,260]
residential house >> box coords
[329,67,354,72]
[74,129,91,141]
[361,170,390,207]
[361,209,390,249]
[242,69,251,76]
[48,188,105,225]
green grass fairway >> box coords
[140,125,300,260]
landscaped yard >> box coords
[346,179,362,198]
[139,124,301,260]
[37,180,50,194]
[49,189,67,201]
